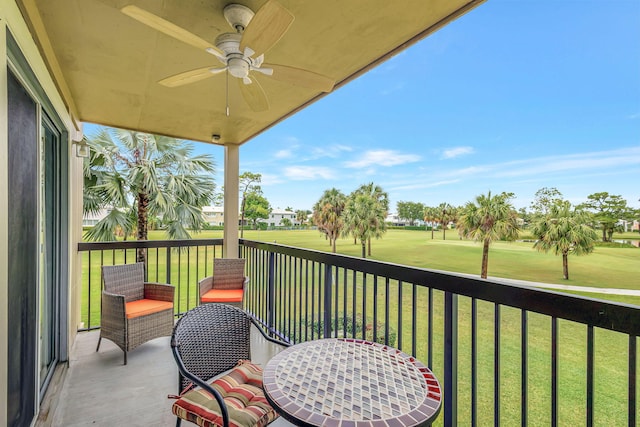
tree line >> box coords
[82,128,637,280]
[312,185,638,281]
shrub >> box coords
[302,313,397,346]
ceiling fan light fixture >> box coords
[228,57,249,78]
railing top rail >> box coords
[75,238,640,335]
[240,239,640,336]
[77,238,224,251]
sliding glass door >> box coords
[39,115,61,395]
[7,30,69,425]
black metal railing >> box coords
[77,239,224,329]
[78,238,640,426]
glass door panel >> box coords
[39,116,59,392]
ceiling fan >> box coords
[121,1,335,113]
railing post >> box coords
[165,248,171,284]
[323,264,333,339]
[444,291,458,427]
[268,252,276,332]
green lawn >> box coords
[105,228,639,424]
[178,228,640,300]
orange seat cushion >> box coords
[125,299,174,319]
[201,289,244,303]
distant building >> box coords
[203,206,224,226]
[260,209,299,227]
[83,208,109,227]
[617,219,639,233]
[385,213,407,226]
[385,213,425,227]
[203,206,299,227]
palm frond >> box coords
[83,208,134,242]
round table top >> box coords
[263,338,441,427]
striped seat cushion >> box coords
[172,361,278,427]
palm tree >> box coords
[343,193,377,257]
[83,127,215,262]
[312,188,346,253]
[352,183,389,256]
[457,191,520,279]
[295,210,308,227]
[423,206,438,239]
[531,201,598,280]
[436,202,455,240]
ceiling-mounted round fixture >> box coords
[223,4,255,32]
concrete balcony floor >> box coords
[49,328,294,426]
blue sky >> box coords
[86,0,640,212]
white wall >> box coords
[1,0,81,422]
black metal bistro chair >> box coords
[170,303,289,427]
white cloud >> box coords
[389,179,461,192]
[284,166,335,181]
[441,146,475,159]
[494,146,640,178]
[344,150,421,168]
[628,112,640,120]
[259,173,285,186]
[379,82,405,96]
[435,146,640,182]
[309,144,353,159]
[273,136,301,159]
[445,165,491,177]
[274,149,294,159]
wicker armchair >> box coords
[198,258,249,308]
[97,262,175,365]
[171,303,289,427]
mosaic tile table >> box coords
[263,338,441,427]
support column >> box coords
[223,144,240,258]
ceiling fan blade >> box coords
[238,77,269,112]
[252,67,273,76]
[158,67,224,87]
[121,5,224,57]
[263,63,334,92]
[239,0,294,57]
[253,54,265,68]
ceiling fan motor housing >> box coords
[215,32,243,55]
[215,32,251,78]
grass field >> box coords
[166,227,640,304]
[84,228,640,424]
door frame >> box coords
[6,29,70,419]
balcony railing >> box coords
[78,238,640,427]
